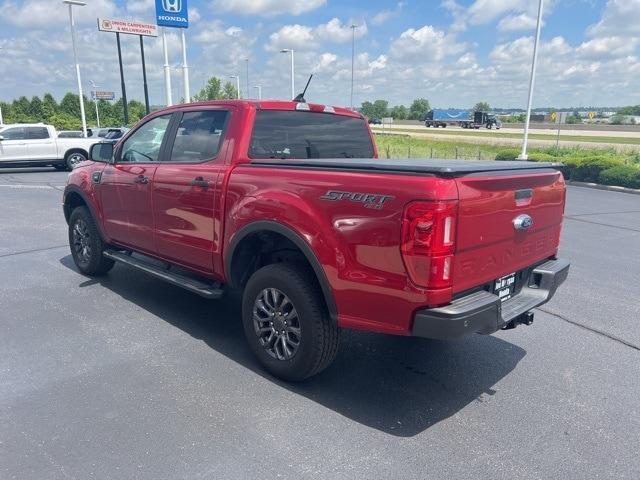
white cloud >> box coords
[212,0,325,17]
[0,0,118,27]
[315,18,367,43]
[370,1,405,26]
[587,0,640,37]
[266,24,317,51]
[389,25,466,63]
[497,13,538,32]
[266,18,366,51]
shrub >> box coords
[494,149,520,161]
[599,165,640,189]
[568,156,622,182]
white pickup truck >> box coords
[0,123,100,170]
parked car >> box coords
[58,130,84,138]
[63,100,569,381]
[368,117,382,125]
[0,123,101,170]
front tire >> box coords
[242,263,339,381]
[68,206,115,275]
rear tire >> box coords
[68,206,115,275]
[242,263,339,381]
[65,150,87,171]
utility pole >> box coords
[63,0,87,137]
[519,0,544,161]
[115,32,129,125]
[350,24,357,110]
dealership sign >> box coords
[97,18,158,37]
[91,91,116,100]
[155,0,189,28]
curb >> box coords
[566,180,640,195]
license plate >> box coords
[494,273,516,302]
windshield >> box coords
[249,110,374,159]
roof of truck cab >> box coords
[156,100,363,118]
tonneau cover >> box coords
[250,158,562,177]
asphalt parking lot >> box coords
[1,168,639,480]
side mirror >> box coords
[0,135,4,141]
[89,142,114,163]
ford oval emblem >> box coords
[513,214,534,231]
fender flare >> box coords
[63,185,108,241]
[225,220,338,322]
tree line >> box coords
[360,99,492,120]
[0,76,239,131]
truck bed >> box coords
[250,158,562,177]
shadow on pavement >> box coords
[60,255,526,437]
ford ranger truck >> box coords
[63,100,570,381]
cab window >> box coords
[1,127,27,140]
[167,110,229,163]
[119,115,171,163]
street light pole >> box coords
[350,24,357,110]
[245,58,249,99]
[89,80,100,128]
[519,0,544,161]
[181,29,190,103]
[253,85,262,100]
[280,49,295,99]
[63,0,87,137]
[0,46,3,124]
[162,28,173,106]
[229,75,240,99]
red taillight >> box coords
[401,201,458,289]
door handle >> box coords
[190,176,210,189]
[133,175,149,184]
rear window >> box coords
[249,110,374,159]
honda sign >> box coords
[155,0,189,28]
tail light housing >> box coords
[400,200,458,289]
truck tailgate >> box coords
[453,169,565,294]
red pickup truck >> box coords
[63,100,569,381]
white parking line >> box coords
[0,184,63,189]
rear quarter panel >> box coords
[224,165,458,335]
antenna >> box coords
[293,74,313,102]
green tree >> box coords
[11,96,31,122]
[408,98,430,120]
[390,105,408,120]
[473,101,491,112]
[360,101,375,118]
[49,112,81,130]
[128,100,147,124]
[59,93,81,117]
[29,96,44,120]
[0,101,10,123]
[42,93,57,122]
[192,77,239,101]
[222,81,238,99]
[372,100,389,118]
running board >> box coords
[103,250,224,299]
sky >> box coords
[0,0,639,109]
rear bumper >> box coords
[412,258,570,340]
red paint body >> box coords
[67,100,566,336]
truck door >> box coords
[99,114,172,254]
[151,108,231,275]
[25,126,56,161]
[0,127,29,162]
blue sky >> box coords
[1,0,638,108]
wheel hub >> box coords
[253,288,301,361]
